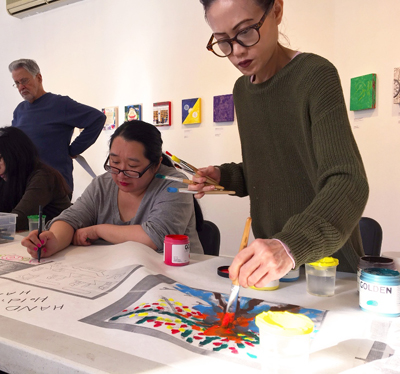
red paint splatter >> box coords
[153,322,163,328]
[171,329,180,334]
[245,342,255,347]
[122,309,127,312]
[180,324,188,328]
[165,322,175,326]
[229,347,239,354]
[213,342,222,346]
[193,336,203,340]
[156,307,164,310]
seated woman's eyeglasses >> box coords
[206,9,270,57]
[103,156,153,179]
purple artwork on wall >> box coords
[213,94,234,122]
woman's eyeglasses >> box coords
[103,156,153,179]
[206,9,270,58]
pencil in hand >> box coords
[37,205,43,263]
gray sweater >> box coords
[50,164,203,253]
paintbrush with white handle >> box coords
[221,217,252,328]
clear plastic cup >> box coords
[255,311,314,374]
[27,215,46,232]
[305,257,339,296]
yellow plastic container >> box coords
[256,311,314,373]
[306,257,339,297]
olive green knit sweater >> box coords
[219,53,369,273]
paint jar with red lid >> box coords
[163,235,190,266]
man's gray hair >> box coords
[8,59,41,76]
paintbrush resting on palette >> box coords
[165,151,224,190]
[167,187,235,195]
[221,217,252,328]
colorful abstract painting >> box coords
[102,106,118,131]
[394,68,400,104]
[350,74,377,111]
[182,98,201,124]
[153,102,171,126]
[81,272,326,367]
[213,94,234,122]
[125,104,142,121]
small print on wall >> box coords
[394,68,400,104]
[125,105,142,121]
[350,73,377,111]
[182,98,201,125]
[213,94,234,122]
[102,106,118,131]
[153,102,171,126]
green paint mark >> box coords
[181,330,192,338]
[199,336,220,346]
[237,343,245,349]
[213,344,229,351]
[186,337,193,343]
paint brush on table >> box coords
[37,205,43,263]
[221,217,252,328]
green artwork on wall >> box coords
[350,73,377,111]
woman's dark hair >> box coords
[109,121,204,231]
[200,0,275,14]
[0,126,70,212]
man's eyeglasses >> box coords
[12,78,30,88]
[103,156,153,178]
[206,9,270,58]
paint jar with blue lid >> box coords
[359,268,400,317]
[280,269,300,282]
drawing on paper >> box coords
[0,261,142,299]
[213,94,234,122]
[350,74,377,111]
[125,104,142,121]
[182,98,201,124]
[102,106,119,131]
[394,68,400,104]
[81,272,326,366]
[153,102,171,126]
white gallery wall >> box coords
[0,0,399,258]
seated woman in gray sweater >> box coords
[22,121,203,257]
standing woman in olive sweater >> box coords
[0,127,71,231]
[192,0,369,287]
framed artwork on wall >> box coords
[153,101,171,126]
[125,104,142,121]
[394,68,400,104]
[350,73,377,111]
[213,94,234,122]
[102,106,118,131]
[182,98,201,124]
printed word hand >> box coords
[229,239,293,288]
[21,230,59,259]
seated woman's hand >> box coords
[228,239,294,288]
[73,226,100,246]
[21,230,60,259]
[188,166,221,199]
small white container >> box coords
[280,268,300,282]
[255,311,314,374]
[305,257,339,297]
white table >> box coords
[0,237,398,374]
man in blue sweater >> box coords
[9,59,106,195]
